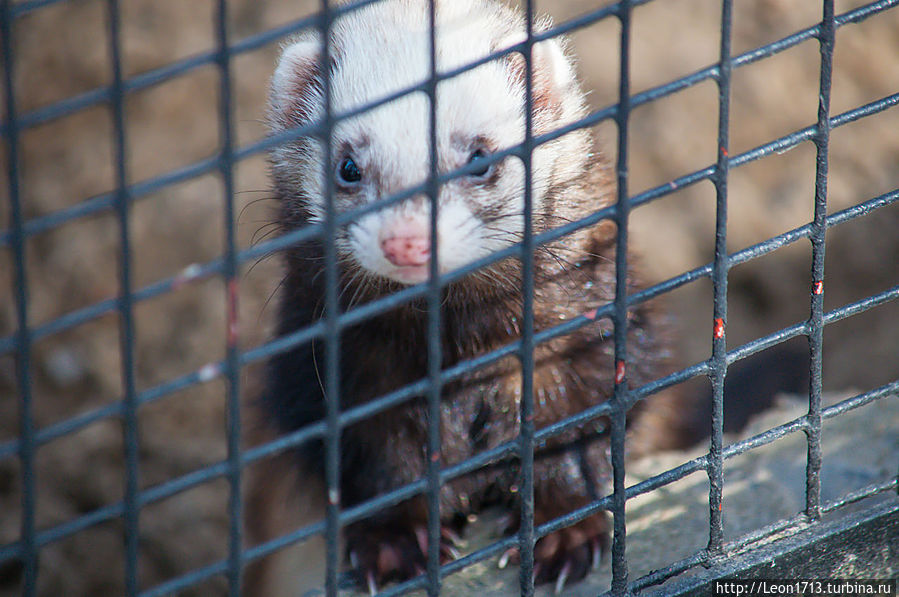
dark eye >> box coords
[467,148,492,179]
[336,156,362,186]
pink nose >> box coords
[380,235,430,267]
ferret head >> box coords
[268,0,591,288]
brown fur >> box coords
[244,428,330,597]
[243,143,685,593]
[245,2,692,591]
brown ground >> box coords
[0,1,896,595]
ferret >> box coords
[243,1,805,595]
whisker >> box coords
[258,272,289,323]
[238,196,279,225]
[251,222,283,246]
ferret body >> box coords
[247,0,678,593]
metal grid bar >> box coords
[1,80,895,363]
[707,0,733,556]
[805,0,836,524]
[610,0,633,591]
[316,3,342,595]
[0,219,899,561]
[2,0,897,595]
[105,0,141,593]
[1,0,893,252]
[425,0,444,594]
[265,378,898,597]
[3,372,896,593]
[125,299,899,589]
[517,1,538,595]
[5,0,891,140]
[0,186,895,471]
[1,2,37,595]
[212,0,244,594]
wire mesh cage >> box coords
[1,0,898,596]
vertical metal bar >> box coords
[319,2,341,595]
[806,0,835,520]
[213,1,243,594]
[2,3,38,595]
[107,0,139,592]
[707,0,733,556]
[610,0,633,592]
[424,1,443,596]
[106,0,140,594]
[518,1,537,595]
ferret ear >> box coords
[496,22,580,127]
[269,35,327,126]
[531,36,579,113]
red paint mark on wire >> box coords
[615,360,626,385]
[714,318,725,340]
[227,278,239,348]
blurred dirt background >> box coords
[0,0,896,595]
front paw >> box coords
[345,522,462,594]
[498,513,608,595]
[533,514,608,594]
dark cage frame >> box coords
[2,0,899,595]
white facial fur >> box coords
[268,0,589,285]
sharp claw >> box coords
[441,526,466,548]
[366,570,378,596]
[495,513,514,534]
[444,541,463,560]
[554,560,572,595]
[414,526,429,556]
[497,546,518,570]
[591,538,602,570]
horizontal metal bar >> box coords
[0,401,124,461]
[10,0,61,17]
[627,386,899,593]
[2,197,895,467]
[138,558,229,597]
[244,381,898,594]
[475,379,899,572]
[5,0,629,131]
[3,2,896,595]
[2,354,891,568]
[0,500,124,563]
[0,259,223,354]
[5,370,887,591]
[820,478,898,514]
[255,383,899,597]
[3,104,895,363]
[823,283,899,326]
[630,550,710,595]
[647,500,899,596]
[0,154,219,249]
[820,378,899,420]
[6,0,891,139]
[1,2,894,251]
